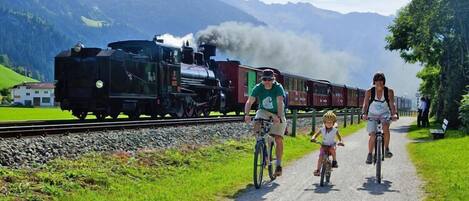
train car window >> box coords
[284,77,289,90]
[245,72,249,88]
[289,78,294,91]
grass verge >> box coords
[407,122,469,201]
[0,122,365,201]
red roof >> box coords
[15,82,55,89]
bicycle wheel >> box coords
[326,162,331,183]
[253,143,264,189]
[268,141,277,180]
[376,137,382,184]
[320,160,327,186]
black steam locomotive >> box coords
[55,37,225,120]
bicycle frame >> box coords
[313,141,338,186]
[374,120,385,163]
[368,116,390,184]
[253,118,276,189]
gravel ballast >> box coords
[0,117,328,168]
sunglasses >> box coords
[262,78,273,81]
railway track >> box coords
[0,116,246,138]
[0,110,355,138]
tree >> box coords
[386,0,469,128]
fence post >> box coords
[292,109,297,137]
[311,109,316,134]
[343,109,347,128]
[350,109,354,125]
[357,109,361,124]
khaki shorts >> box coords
[254,109,287,136]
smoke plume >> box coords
[196,22,360,83]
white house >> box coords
[11,82,55,107]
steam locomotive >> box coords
[55,37,224,120]
[55,37,412,120]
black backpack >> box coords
[368,86,390,110]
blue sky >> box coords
[259,0,412,16]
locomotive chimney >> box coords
[198,44,216,61]
[153,35,164,43]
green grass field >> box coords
[0,107,81,121]
[0,64,37,90]
[407,122,469,201]
[0,123,365,201]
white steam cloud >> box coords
[159,33,195,47]
[196,22,360,83]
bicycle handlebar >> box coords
[310,140,344,146]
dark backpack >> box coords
[368,86,390,110]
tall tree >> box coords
[386,0,469,127]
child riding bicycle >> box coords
[311,111,344,176]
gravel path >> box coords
[235,117,424,201]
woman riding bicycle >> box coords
[361,72,398,164]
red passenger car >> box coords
[215,61,261,114]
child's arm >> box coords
[336,130,344,145]
[311,128,321,141]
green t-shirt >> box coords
[250,82,286,114]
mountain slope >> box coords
[0,7,72,81]
[77,0,265,37]
[0,64,37,90]
[0,0,264,81]
[221,0,420,96]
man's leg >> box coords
[273,135,283,176]
[275,135,283,166]
[272,114,287,176]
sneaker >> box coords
[275,166,282,176]
[332,160,338,168]
[366,153,372,164]
[385,149,393,158]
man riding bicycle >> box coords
[362,72,398,164]
[244,69,287,176]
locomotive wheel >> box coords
[127,109,141,120]
[95,112,107,121]
[184,105,195,118]
[203,108,210,117]
[170,103,184,118]
[194,108,203,117]
[73,111,87,121]
[110,112,120,120]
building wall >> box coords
[11,86,55,107]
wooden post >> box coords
[292,109,297,137]
[350,109,354,125]
[312,109,316,133]
[343,109,347,128]
[357,109,361,124]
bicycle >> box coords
[252,118,277,189]
[368,116,391,184]
[311,140,344,186]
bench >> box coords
[430,119,448,139]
